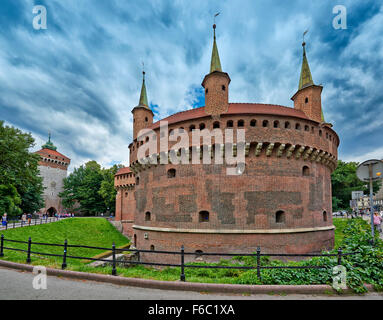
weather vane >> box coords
[214,12,220,23]
[214,12,220,25]
[303,29,309,44]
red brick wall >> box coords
[292,85,323,123]
[202,72,230,116]
[132,107,153,140]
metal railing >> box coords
[0,235,361,282]
[0,216,65,231]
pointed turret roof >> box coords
[210,24,222,73]
[298,42,314,90]
[138,71,150,109]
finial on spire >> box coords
[48,131,51,143]
[142,62,145,80]
[210,13,222,73]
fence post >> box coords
[62,239,68,269]
[180,245,186,282]
[0,234,4,257]
[112,243,117,276]
[256,246,261,280]
[337,247,342,265]
[26,237,32,264]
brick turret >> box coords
[291,41,324,123]
[132,71,154,140]
[202,24,231,117]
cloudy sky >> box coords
[1,0,382,170]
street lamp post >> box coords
[356,159,383,245]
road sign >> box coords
[356,159,383,181]
[351,191,364,200]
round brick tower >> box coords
[116,26,339,263]
[35,134,71,215]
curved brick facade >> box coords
[114,32,339,263]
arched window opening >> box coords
[304,125,309,131]
[145,212,151,221]
[263,120,269,128]
[136,177,140,185]
[276,210,285,223]
[274,121,280,128]
[199,123,206,130]
[323,211,327,222]
[305,97,309,103]
[167,168,176,178]
[150,245,155,251]
[227,120,233,128]
[250,119,256,127]
[295,123,301,130]
[319,130,322,137]
[302,166,310,176]
[189,124,196,131]
[213,121,220,129]
[145,117,148,122]
[195,250,203,259]
[199,211,209,222]
[238,120,244,127]
[285,121,291,129]
[222,85,226,91]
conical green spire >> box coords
[42,132,57,151]
[210,24,222,73]
[298,42,314,90]
[138,71,149,108]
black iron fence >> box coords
[0,235,361,282]
[0,216,64,231]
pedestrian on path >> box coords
[27,213,32,225]
[373,212,382,233]
[21,213,27,225]
[1,213,7,227]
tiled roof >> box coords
[36,148,70,161]
[149,103,310,130]
[115,167,132,176]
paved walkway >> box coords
[0,217,65,231]
[0,267,381,300]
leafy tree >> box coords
[331,160,381,210]
[0,121,44,217]
[99,164,123,214]
[60,161,121,216]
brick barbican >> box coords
[114,25,339,263]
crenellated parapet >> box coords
[129,140,337,174]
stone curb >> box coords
[0,259,375,295]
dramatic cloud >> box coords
[0,0,382,170]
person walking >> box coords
[22,213,27,225]
[1,213,7,228]
[27,213,32,225]
[373,212,382,233]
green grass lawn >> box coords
[1,216,368,289]
[0,218,129,268]
[333,217,348,248]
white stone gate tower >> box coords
[35,134,71,215]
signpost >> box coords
[356,159,383,244]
